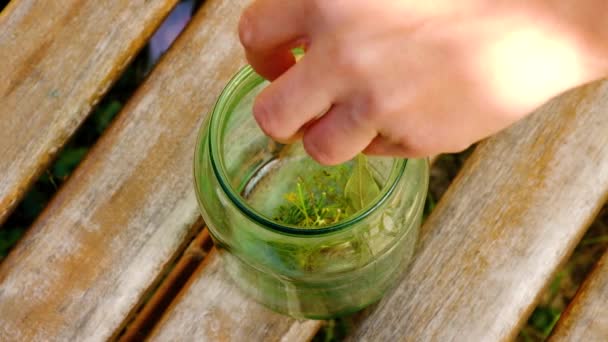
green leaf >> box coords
[549,270,566,297]
[93,100,122,133]
[21,188,49,220]
[344,155,380,212]
[528,306,561,336]
[52,147,89,179]
[0,228,25,257]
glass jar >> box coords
[194,65,429,319]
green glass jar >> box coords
[194,65,429,319]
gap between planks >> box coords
[114,220,211,341]
[549,248,608,341]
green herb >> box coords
[344,154,381,211]
[273,174,351,227]
[273,155,380,227]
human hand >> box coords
[239,0,608,165]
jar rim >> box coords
[203,65,407,236]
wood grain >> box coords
[347,81,608,341]
[549,251,608,341]
[0,0,178,224]
[0,0,254,340]
[149,250,324,342]
[119,228,212,341]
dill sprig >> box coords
[273,156,380,228]
[273,160,350,226]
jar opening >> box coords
[206,66,407,236]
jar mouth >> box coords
[204,65,407,236]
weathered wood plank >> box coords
[0,0,178,224]
[149,250,324,342]
[119,228,212,341]
[346,81,608,341]
[549,250,608,341]
[0,0,254,340]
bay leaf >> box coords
[344,154,381,212]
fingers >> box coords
[303,103,378,165]
[253,48,336,143]
[245,49,297,81]
[239,0,311,80]
[363,135,426,158]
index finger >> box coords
[239,0,312,79]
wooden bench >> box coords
[1,0,607,340]
[550,251,608,341]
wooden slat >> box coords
[0,0,256,340]
[149,250,324,342]
[0,0,178,224]
[119,228,212,341]
[345,81,608,341]
[549,251,608,341]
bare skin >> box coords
[239,0,608,165]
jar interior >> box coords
[211,69,400,229]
